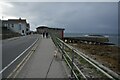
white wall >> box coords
[2,20,30,35]
[0,20,2,28]
[9,23,27,35]
[0,20,2,34]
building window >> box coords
[3,24,6,27]
[22,30,24,33]
[12,24,14,28]
[5,24,6,27]
[7,24,10,29]
[8,24,9,27]
[26,28,29,31]
[19,23,21,30]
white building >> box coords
[0,19,2,35]
[0,19,2,29]
[2,18,30,35]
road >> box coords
[1,35,67,78]
[2,34,39,69]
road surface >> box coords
[2,34,39,68]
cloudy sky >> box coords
[0,0,119,34]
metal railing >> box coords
[51,35,119,80]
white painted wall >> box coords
[2,20,30,35]
[0,20,2,28]
[9,23,28,35]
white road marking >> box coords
[0,38,38,74]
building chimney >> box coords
[19,17,21,20]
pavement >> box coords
[2,34,39,68]
[16,37,68,78]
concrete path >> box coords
[16,37,67,78]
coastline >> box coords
[64,33,119,47]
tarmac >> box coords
[16,37,68,78]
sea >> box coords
[64,33,119,47]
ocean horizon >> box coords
[64,33,119,46]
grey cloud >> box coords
[2,2,118,34]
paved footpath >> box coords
[16,37,68,78]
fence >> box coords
[51,34,118,80]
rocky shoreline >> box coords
[69,43,120,75]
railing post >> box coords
[62,42,64,59]
[71,49,74,79]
